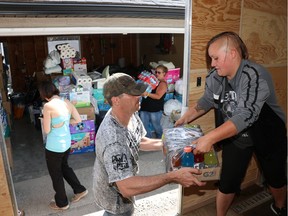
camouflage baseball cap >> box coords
[103,73,148,101]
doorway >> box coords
[1,32,185,215]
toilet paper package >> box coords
[71,71,92,89]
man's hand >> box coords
[173,167,206,187]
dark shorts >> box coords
[219,139,287,194]
[218,143,253,194]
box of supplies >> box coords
[69,120,95,134]
[76,105,96,120]
[162,125,221,181]
[69,88,91,108]
[71,71,92,89]
[70,131,95,154]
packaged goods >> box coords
[181,146,194,167]
[162,125,221,181]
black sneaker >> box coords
[270,203,287,215]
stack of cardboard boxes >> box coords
[39,49,98,154]
[70,106,96,154]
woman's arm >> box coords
[174,102,207,127]
[42,104,52,134]
[68,101,82,125]
[143,81,167,100]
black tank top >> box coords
[140,83,166,112]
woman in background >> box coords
[140,65,168,138]
[38,81,88,211]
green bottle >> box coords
[204,149,218,168]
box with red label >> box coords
[69,120,95,134]
[73,58,87,73]
[70,131,95,154]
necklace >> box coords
[111,111,126,128]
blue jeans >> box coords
[139,111,163,138]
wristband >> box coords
[147,93,150,97]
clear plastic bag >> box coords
[162,125,203,171]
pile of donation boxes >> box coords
[41,46,183,154]
[162,125,221,181]
[40,42,107,154]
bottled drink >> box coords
[194,152,205,169]
[172,151,182,169]
[194,153,204,163]
[204,149,218,168]
[181,146,194,167]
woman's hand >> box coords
[142,91,149,97]
[192,135,215,154]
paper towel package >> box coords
[71,71,92,89]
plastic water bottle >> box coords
[181,146,194,167]
[204,149,218,168]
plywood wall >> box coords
[188,0,287,132]
[241,0,287,117]
[0,148,14,216]
[183,0,287,213]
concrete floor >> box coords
[10,114,179,216]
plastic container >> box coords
[204,149,218,168]
[172,150,182,169]
[194,153,204,163]
[181,146,194,167]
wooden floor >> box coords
[183,184,276,216]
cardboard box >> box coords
[69,89,91,108]
[73,58,87,73]
[70,131,95,154]
[76,105,96,120]
[162,125,221,181]
[61,58,74,70]
[69,119,95,134]
[71,71,92,89]
[195,166,221,181]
